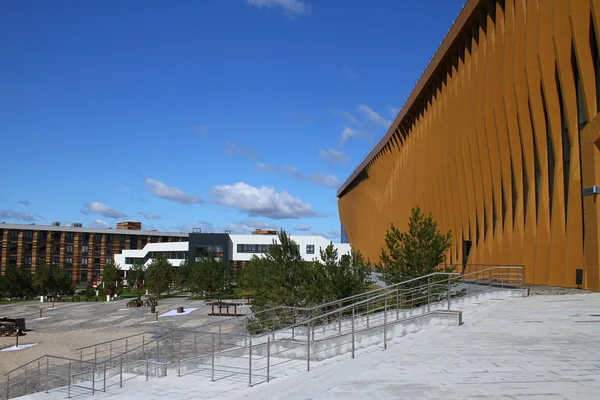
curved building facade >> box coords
[337,0,600,291]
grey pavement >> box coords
[15,292,600,399]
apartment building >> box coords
[0,222,187,284]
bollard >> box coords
[155,308,158,321]
[15,329,19,348]
[40,307,43,318]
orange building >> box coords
[337,0,600,291]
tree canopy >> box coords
[145,254,174,296]
[101,260,122,297]
[376,206,453,286]
[32,264,73,297]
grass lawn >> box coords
[0,298,38,305]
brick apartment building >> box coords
[0,221,187,285]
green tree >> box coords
[127,261,146,297]
[145,254,174,297]
[101,260,122,298]
[189,257,234,298]
[240,230,312,311]
[32,264,72,297]
[376,206,453,286]
[0,274,6,300]
[174,259,192,291]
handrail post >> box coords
[103,363,106,392]
[68,360,72,398]
[178,338,182,377]
[248,337,252,387]
[306,322,311,372]
[37,359,40,393]
[194,332,198,357]
[267,336,271,383]
[427,277,431,312]
[351,307,355,359]
[92,360,96,395]
[46,358,50,393]
[383,296,388,350]
[109,342,112,359]
[94,347,97,366]
[396,290,400,320]
[211,333,215,382]
[145,344,149,381]
[366,299,370,327]
[6,371,9,400]
[338,303,342,334]
[120,357,123,388]
[448,275,452,311]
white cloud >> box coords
[312,230,340,240]
[225,142,258,160]
[89,219,110,228]
[18,200,31,206]
[82,202,127,219]
[388,106,399,118]
[294,224,311,231]
[256,163,341,189]
[358,105,391,128]
[341,127,360,143]
[138,212,163,220]
[247,0,311,16]
[192,125,208,136]
[144,178,203,204]
[0,210,35,221]
[319,148,349,164]
[342,64,358,79]
[331,110,362,126]
[209,182,325,219]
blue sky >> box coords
[0,0,466,240]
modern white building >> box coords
[114,232,351,271]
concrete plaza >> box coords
[14,291,600,399]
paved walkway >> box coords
[17,293,600,399]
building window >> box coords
[10,230,18,240]
[66,232,74,242]
[151,236,158,243]
[82,232,90,241]
[8,256,17,265]
[94,258,101,267]
[52,244,61,253]
[24,231,33,241]
[107,234,113,242]
[82,245,88,254]
[39,231,47,241]
[52,257,60,264]
[106,245,113,255]
[94,233,102,242]
[81,270,88,281]
[53,232,61,242]
[9,243,18,253]
[24,243,33,253]
[306,245,315,254]
[65,257,73,265]
[39,244,47,254]
[82,258,88,266]
[24,256,32,266]
[119,235,125,243]
[93,270,101,278]
[93,245,101,255]
[130,236,138,250]
[66,245,73,254]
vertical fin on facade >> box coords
[476,211,480,247]
[484,203,488,241]
[521,144,529,228]
[511,160,518,228]
[529,99,541,223]
[541,84,555,224]
[501,178,507,231]
[590,14,600,114]
[492,188,497,235]
[558,61,571,223]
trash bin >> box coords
[150,305,156,313]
